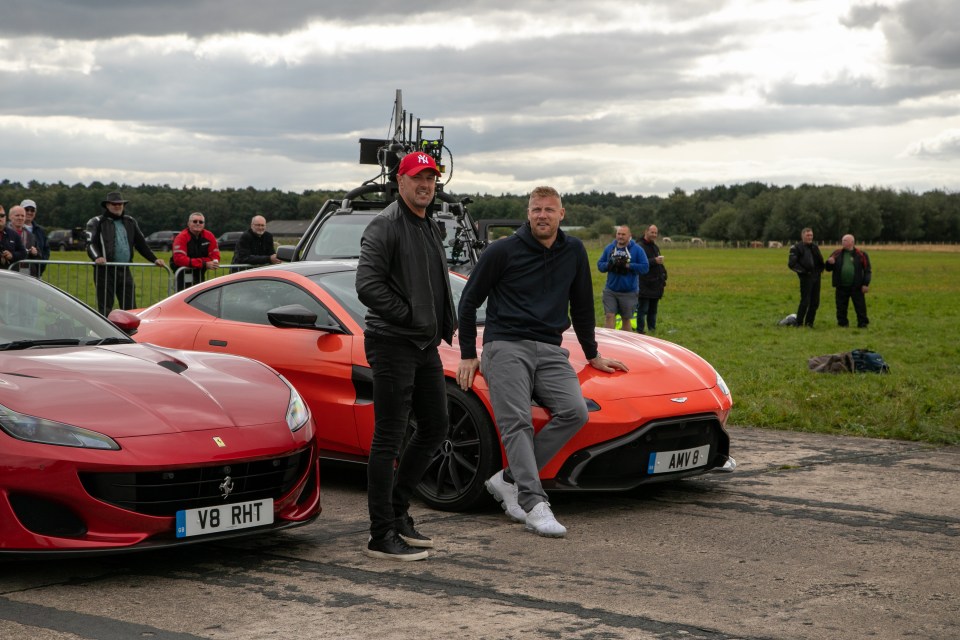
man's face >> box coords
[615,227,630,247]
[8,208,25,228]
[802,230,814,244]
[251,217,267,236]
[397,171,437,215]
[644,226,659,242]
[842,235,855,250]
[189,216,206,233]
[24,207,36,224]
[527,195,565,246]
[106,202,125,217]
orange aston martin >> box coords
[132,261,735,511]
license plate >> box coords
[648,445,710,474]
[175,498,274,538]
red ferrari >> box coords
[0,270,320,556]
[131,261,735,511]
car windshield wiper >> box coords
[83,336,135,346]
[0,338,82,351]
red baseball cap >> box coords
[397,152,441,177]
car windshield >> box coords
[308,270,486,328]
[0,273,134,349]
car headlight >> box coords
[0,404,120,450]
[714,369,731,397]
[279,375,310,432]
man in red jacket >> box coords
[172,212,220,291]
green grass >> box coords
[45,246,959,445]
[586,243,960,445]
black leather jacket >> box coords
[86,212,159,264]
[355,199,456,349]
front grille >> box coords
[557,416,729,489]
[80,448,312,516]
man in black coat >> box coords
[86,191,167,316]
[787,227,825,328]
[233,215,281,269]
[637,225,667,334]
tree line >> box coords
[3,179,958,244]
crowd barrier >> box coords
[11,260,252,313]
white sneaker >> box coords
[524,502,566,538]
[485,470,526,523]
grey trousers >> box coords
[481,340,588,511]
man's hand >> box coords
[589,355,628,373]
[154,258,166,268]
[457,358,480,391]
[862,285,869,294]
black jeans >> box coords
[364,334,448,539]
[636,297,660,333]
[93,265,136,316]
[796,273,821,326]
[835,285,869,328]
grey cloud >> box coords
[883,0,960,69]
[840,3,889,29]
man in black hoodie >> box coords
[457,186,626,539]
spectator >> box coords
[86,191,166,316]
[787,227,825,328]
[0,207,27,270]
[7,206,39,277]
[21,199,50,276]
[457,186,627,538]
[637,224,668,334]
[596,225,648,331]
[233,215,280,269]
[825,234,871,328]
[355,151,455,561]
[172,212,220,291]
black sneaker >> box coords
[364,529,429,561]
[396,514,434,548]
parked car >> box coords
[47,228,86,251]
[216,231,244,251]
[131,261,735,512]
[145,230,178,252]
[0,270,320,556]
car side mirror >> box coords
[108,309,141,335]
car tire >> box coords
[412,381,501,511]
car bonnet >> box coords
[0,343,294,437]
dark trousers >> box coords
[364,335,448,539]
[636,297,660,333]
[93,265,136,316]
[835,286,869,328]
[796,273,821,327]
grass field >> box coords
[46,245,959,446]
[586,242,960,445]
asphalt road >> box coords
[2,426,958,640]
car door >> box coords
[190,277,363,455]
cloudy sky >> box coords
[1,0,957,197]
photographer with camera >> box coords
[597,225,649,330]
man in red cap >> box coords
[355,152,456,561]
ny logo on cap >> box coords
[416,153,431,164]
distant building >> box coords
[266,220,310,239]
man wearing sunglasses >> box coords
[172,212,220,291]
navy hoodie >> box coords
[458,222,598,360]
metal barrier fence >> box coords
[11,260,252,313]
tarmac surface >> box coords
[1,426,958,640]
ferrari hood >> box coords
[0,343,291,438]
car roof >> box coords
[249,260,358,278]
